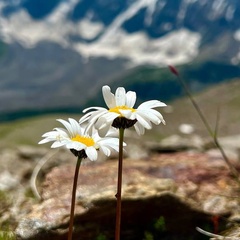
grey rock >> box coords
[15,150,240,239]
[16,219,50,239]
[149,134,204,152]
[0,171,20,191]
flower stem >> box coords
[68,157,82,240]
[115,128,124,240]
[171,67,240,186]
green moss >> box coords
[154,216,166,232]
[0,191,11,214]
[24,188,37,200]
[0,231,16,240]
[95,233,108,240]
[143,231,154,240]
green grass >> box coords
[0,191,15,237]
[114,61,240,93]
[0,231,16,240]
[0,76,240,148]
[0,190,11,215]
[85,61,240,109]
[95,233,108,240]
[0,114,82,148]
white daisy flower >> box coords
[80,85,166,135]
[38,118,120,161]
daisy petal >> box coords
[39,118,120,160]
[82,106,106,114]
[125,91,136,108]
[57,119,74,137]
[79,85,166,136]
[134,122,145,135]
[115,87,126,106]
[136,114,152,129]
[119,109,135,119]
[38,138,52,144]
[82,110,109,134]
[68,118,82,135]
[102,86,116,109]
[66,141,85,151]
[138,100,166,109]
[51,141,66,148]
[86,147,98,161]
[100,145,111,156]
[97,123,112,137]
[97,112,119,126]
[137,109,161,125]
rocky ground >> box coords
[1,133,240,240]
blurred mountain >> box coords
[0,0,240,120]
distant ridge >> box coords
[0,0,240,117]
[1,62,240,124]
[1,78,240,148]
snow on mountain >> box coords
[0,0,240,117]
[0,0,231,65]
[1,0,240,70]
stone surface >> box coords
[15,151,240,240]
[1,135,240,239]
[147,134,205,152]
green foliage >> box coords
[0,191,16,233]
[0,190,8,202]
[154,216,166,232]
[0,191,11,214]
[1,60,239,122]
[0,231,16,240]
[24,188,37,199]
[142,216,167,240]
[110,61,240,104]
[95,233,108,240]
[143,231,154,240]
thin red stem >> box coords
[115,128,124,240]
[68,157,82,240]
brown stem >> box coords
[115,128,124,240]
[68,157,82,240]
[173,70,240,185]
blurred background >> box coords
[1,1,240,239]
[0,0,240,145]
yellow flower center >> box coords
[71,135,95,147]
[109,106,136,116]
